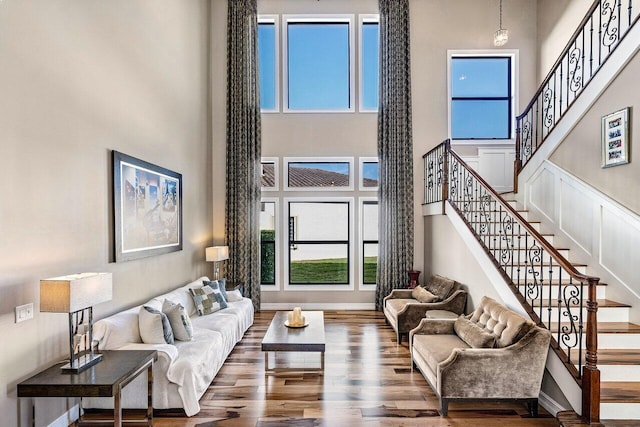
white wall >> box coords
[0,1,213,425]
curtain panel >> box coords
[375,0,414,311]
[225,0,262,311]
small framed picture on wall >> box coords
[601,107,630,168]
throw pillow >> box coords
[424,275,457,300]
[162,299,193,341]
[189,286,221,316]
[226,289,243,302]
[211,290,227,309]
[139,306,175,345]
[204,279,228,302]
[411,286,439,303]
[454,316,496,348]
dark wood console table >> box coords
[17,350,156,427]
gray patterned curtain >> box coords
[375,0,414,311]
[225,0,261,311]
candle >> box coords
[293,307,302,325]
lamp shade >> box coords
[206,246,229,262]
[40,272,113,313]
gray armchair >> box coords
[383,275,467,344]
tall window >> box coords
[258,16,279,112]
[286,199,353,286]
[260,199,277,287]
[361,199,378,286]
[360,15,379,112]
[283,15,355,112]
[449,53,515,140]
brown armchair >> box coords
[383,275,467,344]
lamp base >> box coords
[61,353,103,373]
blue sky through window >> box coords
[451,56,511,139]
[362,22,379,110]
[258,23,276,110]
[362,162,378,180]
[287,23,350,110]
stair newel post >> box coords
[514,116,522,194]
[582,276,601,424]
[442,140,451,215]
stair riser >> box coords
[588,365,640,382]
[469,221,541,233]
[504,264,587,278]
[559,332,640,350]
[546,307,629,323]
[601,403,640,420]
[523,286,607,300]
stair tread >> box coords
[537,299,630,308]
[601,382,640,402]
[581,349,640,365]
[550,322,640,333]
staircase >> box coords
[499,195,640,421]
[423,141,640,423]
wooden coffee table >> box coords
[261,311,325,375]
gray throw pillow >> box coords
[162,299,193,341]
[204,279,228,301]
[139,305,174,345]
[411,286,439,303]
[454,316,496,348]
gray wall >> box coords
[0,1,213,425]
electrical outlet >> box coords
[15,303,34,323]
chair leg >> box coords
[527,398,538,417]
[439,397,448,416]
[397,331,402,344]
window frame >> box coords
[447,50,519,144]
[282,14,356,113]
[283,197,355,291]
[358,156,379,191]
[261,157,279,191]
[358,14,379,113]
[359,197,378,290]
[284,157,355,191]
[260,197,280,290]
[258,15,280,113]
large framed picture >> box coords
[113,151,182,262]
[602,107,630,168]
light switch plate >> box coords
[15,303,34,323]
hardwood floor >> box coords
[149,310,558,426]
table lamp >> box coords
[206,246,229,280]
[40,272,113,372]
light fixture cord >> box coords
[499,0,503,29]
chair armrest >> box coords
[410,317,457,337]
[424,290,467,314]
[383,289,414,307]
[437,327,551,399]
[395,290,466,332]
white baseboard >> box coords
[539,391,567,417]
[260,303,375,310]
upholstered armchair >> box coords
[410,296,552,416]
[383,275,467,344]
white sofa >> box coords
[84,276,254,416]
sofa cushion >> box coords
[412,286,438,303]
[424,275,457,299]
[162,299,193,342]
[139,306,174,344]
[470,296,535,348]
[454,316,496,348]
[226,289,243,302]
[385,298,416,316]
[413,334,469,373]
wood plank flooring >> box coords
[150,310,558,427]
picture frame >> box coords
[601,107,630,168]
[113,151,183,262]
